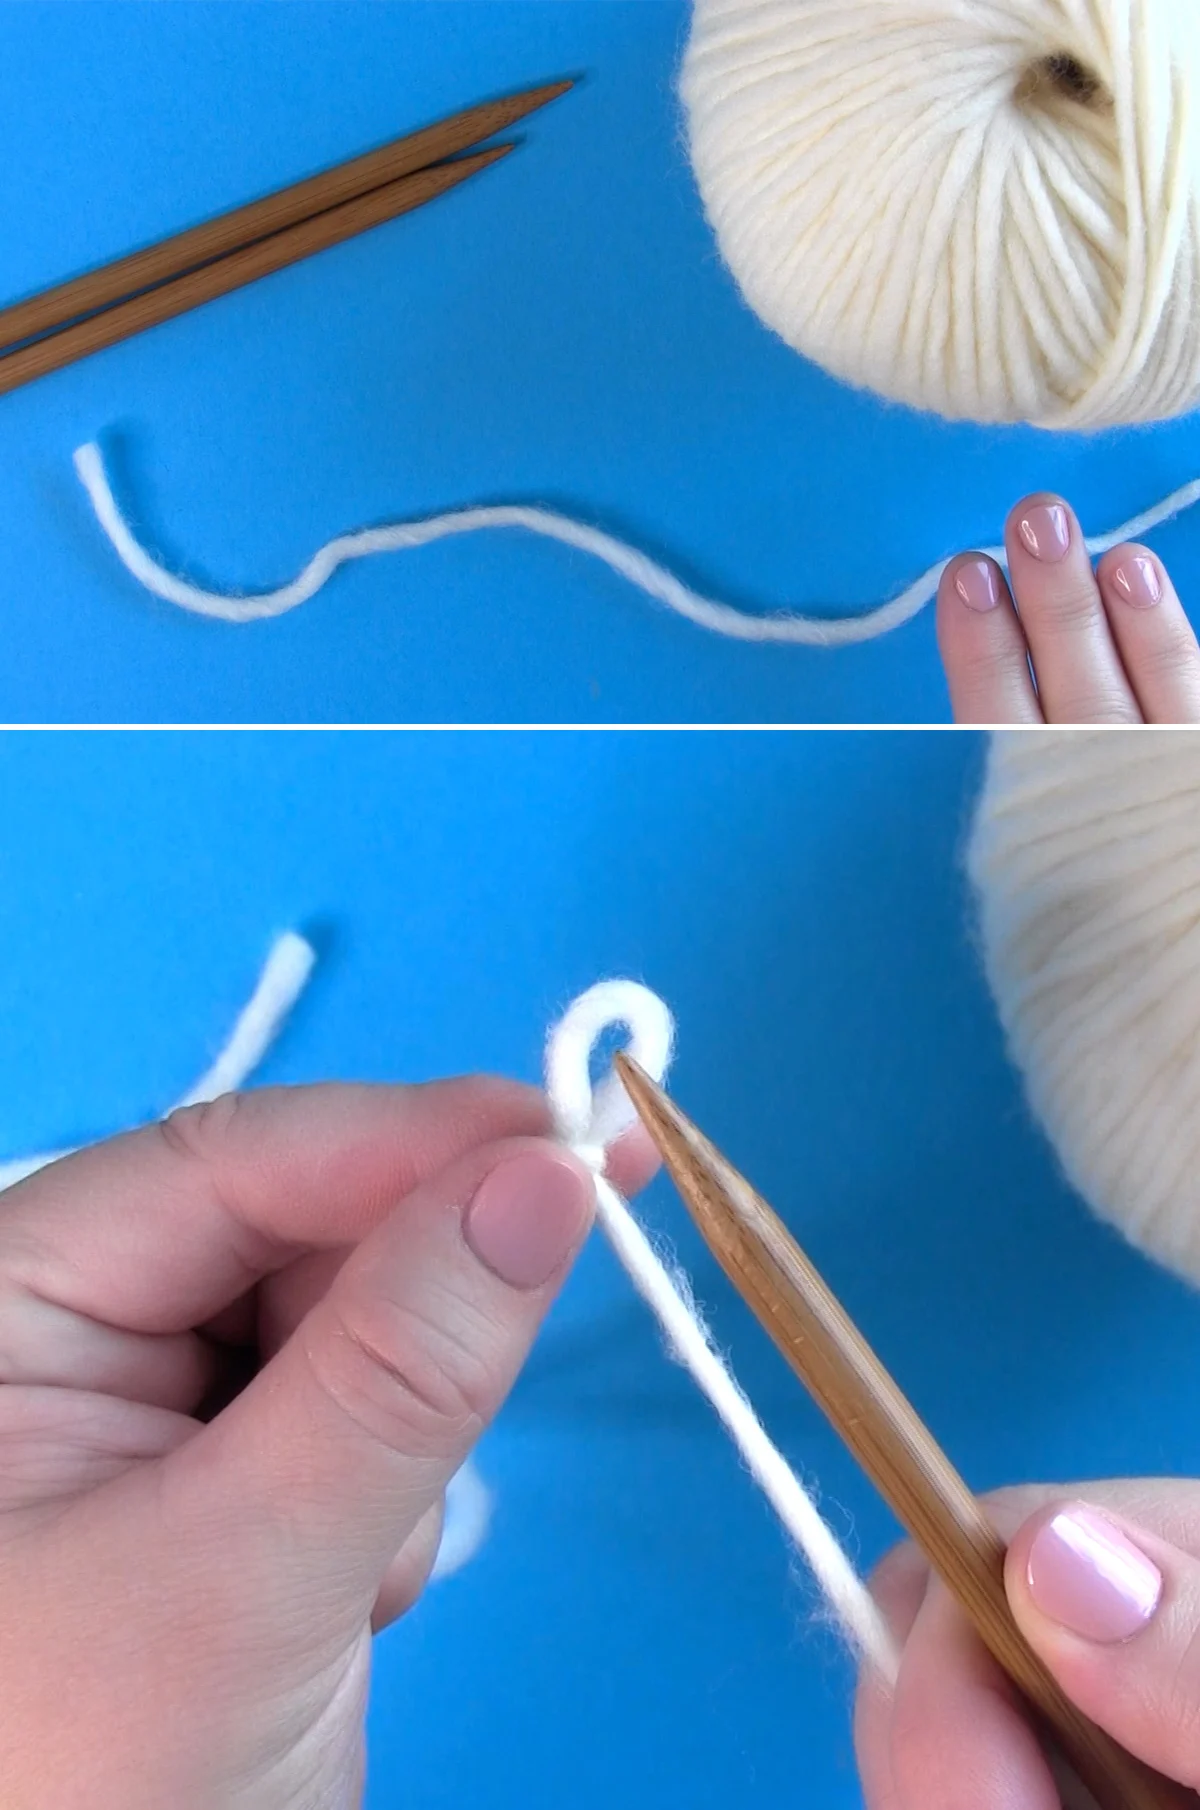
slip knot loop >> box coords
[544,980,674,1164]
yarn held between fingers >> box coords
[546,980,898,1678]
[0,940,897,1647]
[74,439,1200,648]
[0,931,493,1586]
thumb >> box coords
[171,1135,593,1631]
[1005,1486,1200,1789]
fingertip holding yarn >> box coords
[682,0,1200,428]
[969,730,1200,1286]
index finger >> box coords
[0,1078,550,1336]
[888,1576,1060,1810]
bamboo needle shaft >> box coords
[0,79,570,352]
[0,147,509,399]
[614,1052,1189,1810]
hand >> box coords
[0,1079,657,1810]
[937,493,1200,722]
[855,1479,1200,1807]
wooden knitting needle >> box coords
[0,147,510,398]
[613,1052,1190,1810]
[0,79,571,353]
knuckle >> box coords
[949,639,1032,712]
[158,1092,246,1166]
[957,640,1028,690]
[1133,632,1200,687]
[155,1094,291,1274]
[307,1291,498,1462]
[1037,579,1104,632]
[1047,687,1140,725]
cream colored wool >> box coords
[682,0,1200,428]
[969,730,1200,1283]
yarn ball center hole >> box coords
[1015,51,1108,111]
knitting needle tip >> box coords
[615,1052,744,1203]
[613,1052,761,1268]
[501,76,577,122]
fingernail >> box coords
[1026,1506,1162,1642]
[465,1152,592,1289]
[1111,555,1163,608]
[953,557,1002,612]
[1018,502,1071,562]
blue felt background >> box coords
[1,727,1198,1807]
[2,2,1200,724]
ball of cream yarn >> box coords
[969,730,1200,1284]
[681,0,1200,428]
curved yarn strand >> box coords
[74,439,1200,650]
[546,981,898,1677]
[0,930,314,1190]
[175,930,315,1107]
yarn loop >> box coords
[545,978,675,1162]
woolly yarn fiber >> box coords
[546,981,897,1676]
[969,730,1200,1284]
[682,0,1200,428]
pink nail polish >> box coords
[1018,502,1071,563]
[953,558,1002,612]
[1026,1506,1162,1643]
[465,1152,592,1289]
[1111,556,1163,608]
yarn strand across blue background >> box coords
[4,3,1200,720]
[73,438,1200,646]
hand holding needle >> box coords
[614,1051,1190,1810]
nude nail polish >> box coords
[953,558,1002,612]
[1018,502,1071,562]
[1026,1506,1162,1643]
[1111,556,1163,608]
[465,1151,592,1289]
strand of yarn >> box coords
[72,440,1200,649]
[0,930,315,1189]
[0,928,492,1583]
[545,980,897,1677]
